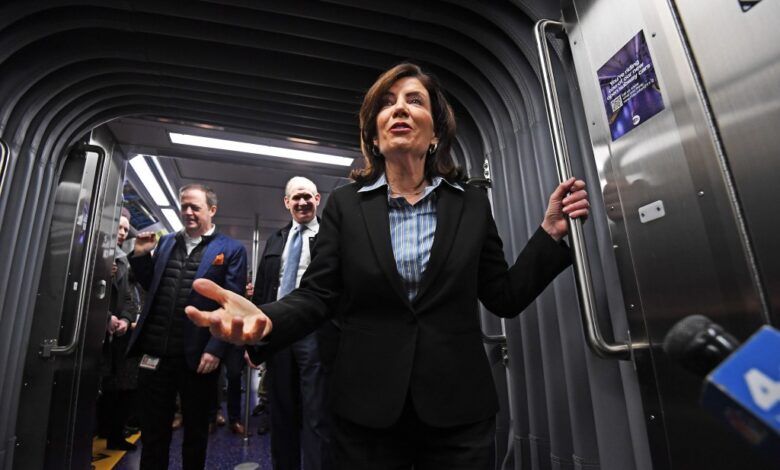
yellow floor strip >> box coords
[91,433,141,470]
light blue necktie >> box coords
[278,225,304,298]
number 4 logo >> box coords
[744,369,780,411]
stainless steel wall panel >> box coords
[674,0,780,324]
[564,0,771,468]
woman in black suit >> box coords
[187,63,589,469]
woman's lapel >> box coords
[359,189,411,307]
[416,186,464,305]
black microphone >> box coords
[662,315,780,462]
[662,314,740,377]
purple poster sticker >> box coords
[598,31,664,141]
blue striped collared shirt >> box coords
[358,173,463,301]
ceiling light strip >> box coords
[161,207,184,232]
[129,155,172,207]
[169,132,353,167]
[151,155,179,208]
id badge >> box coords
[139,354,160,370]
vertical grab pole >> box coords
[242,364,251,440]
[534,20,632,360]
[244,358,252,442]
[242,214,261,439]
[251,214,260,286]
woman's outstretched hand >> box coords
[541,177,589,241]
[185,278,273,345]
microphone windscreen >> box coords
[663,314,712,360]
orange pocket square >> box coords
[212,253,225,266]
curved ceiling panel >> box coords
[0,2,565,344]
[0,0,554,173]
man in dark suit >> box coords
[128,183,247,470]
[251,176,333,470]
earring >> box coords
[371,144,381,157]
[427,143,438,155]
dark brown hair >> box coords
[351,63,463,184]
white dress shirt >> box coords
[183,225,216,256]
[277,218,319,300]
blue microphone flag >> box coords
[702,325,780,461]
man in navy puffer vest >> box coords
[128,183,247,470]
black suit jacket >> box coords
[256,182,571,428]
[252,221,318,306]
[249,220,340,364]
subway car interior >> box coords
[0,1,778,469]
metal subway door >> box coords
[673,0,780,325]
[559,0,771,468]
[13,139,122,470]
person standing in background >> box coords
[250,176,335,470]
[97,209,138,451]
[128,184,247,470]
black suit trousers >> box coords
[266,331,332,470]
[137,356,219,470]
[333,393,495,470]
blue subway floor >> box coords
[113,407,272,470]
[113,370,273,470]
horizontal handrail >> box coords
[482,333,507,345]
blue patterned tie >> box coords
[278,225,304,298]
